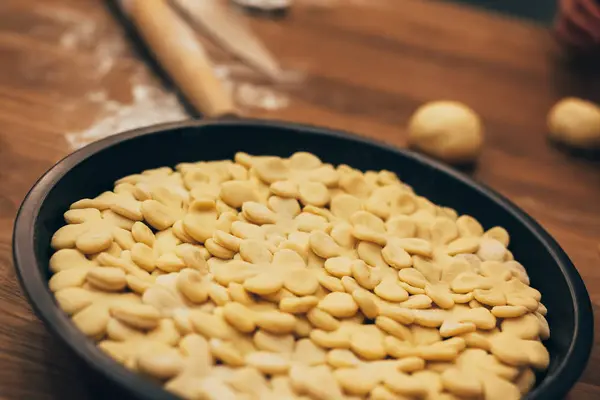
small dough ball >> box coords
[407,101,484,164]
[547,97,600,149]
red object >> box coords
[555,0,600,50]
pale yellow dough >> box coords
[48,152,549,400]
[547,97,600,149]
[408,101,484,164]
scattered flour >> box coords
[32,1,293,150]
[232,0,293,10]
[298,0,376,5]
[236,83,291,110]
[65,86,188,150]
[233,0,377,8]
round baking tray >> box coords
[13,119,594,399]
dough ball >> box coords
[407,101,484,164]
[547,97,600,149]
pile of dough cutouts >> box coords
[49,152,550,400]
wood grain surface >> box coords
[0,0,599,399]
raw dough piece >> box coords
[408,101,484,164]
[547,97,600,149]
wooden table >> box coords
[0,0,599,398]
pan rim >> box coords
[12,118,593,400]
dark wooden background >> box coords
[0,0,599,398]
[449,0,556,24]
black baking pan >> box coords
[13,119,594,400]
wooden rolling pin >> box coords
[127,0,237,118]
